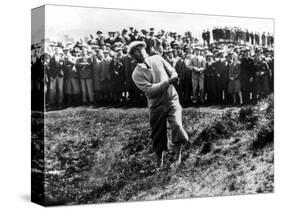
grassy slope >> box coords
[40,95,273,205]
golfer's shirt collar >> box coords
[137,58,152,71]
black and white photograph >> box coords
[31,4,274,206]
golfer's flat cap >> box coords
[127,41,146,55]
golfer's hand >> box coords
[168,76,179,85]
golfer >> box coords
[129,41,189,170]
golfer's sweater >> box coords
[132,55,178,110]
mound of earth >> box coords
[31,95,274,205]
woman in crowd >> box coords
[92,50,103,104]
[204,52,217,104]
[227,52,243,105]
[76,46,94,105]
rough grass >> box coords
[31,94,274,205]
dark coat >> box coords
[48,56,64,78]
[76,57,92,79]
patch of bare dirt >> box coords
[35,95,273,205]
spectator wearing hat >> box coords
[267,33,271,47]
[113,31,122,43]
[140,29,148,40]
[88,34,96,46]
[31,47,43,93]
[154,32,164,55]
[264,50,274,93]
[254,32,260,45]
[227,52,243,105]
[92,50,104,103]
[31,48,46,111]
[105,32,117,46]
[63,48,80,106]
[206,29,210,46]
[76,47,94,104]
[204,52,217,104]
[130,41,189,170]
[146,28,157,56]
[240,48,255,104]
[96,30,105,47]
[128,27,134,37]
[48,47,65,108]
[214,50,228,104]
[104,43,112,52]
[115,48,128,101]
[202,30,207,46]
[41,53,51,108]
[253,50,270,100]
[183,47,194,105]
[262,32,266,46]
[122,50,138,104]
[174,48,192,105]
[162,34,170,51]
[190,46,206,104]
[130,29,142,42]
[110,52,124,104]
[212,27,217,42]
[100,50,112,105]
[121,29,131,45]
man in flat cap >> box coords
[214,50,228,104]
[240,48,255,104]
[63,47,80,107]
[76,47,94,105]
[190,46,206,104]
[120,29,130,45]
[206,29,210,46]
[130,29,142,42]
[105,31,116,46]
[96,30,105,47]
[146,28,156,55]
[48,47,65,109]
[141,29,149,46]
[253,49,270,100]
[129,41,189,171]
